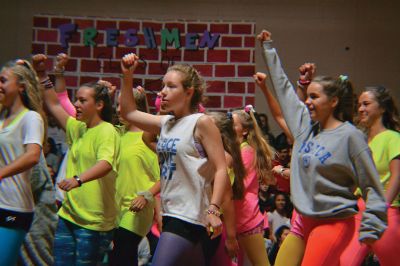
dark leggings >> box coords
[202,235,222,266]
[109,227,143,266]
[151,217,207,266]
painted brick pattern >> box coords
[32,15,255,111]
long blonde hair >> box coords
[1,60,47,142]
[233,109,274,185]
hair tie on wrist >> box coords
[298,79,311,86]
[137,191,154,203]
[40,77,54,90]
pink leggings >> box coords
[297,215,355,266]
[340,200,400,266]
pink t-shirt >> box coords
[234,143,265,234]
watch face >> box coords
[73,175,82,186]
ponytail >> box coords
[207,111,246,199]
[233,108,275,185]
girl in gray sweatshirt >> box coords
[258,29,387,265]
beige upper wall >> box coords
[1,0,399,134]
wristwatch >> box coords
[73,175,83,187]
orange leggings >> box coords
[300,215,355,266]
[340,200,400,266]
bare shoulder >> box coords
[197,114,213,127]
[195,114,218,140]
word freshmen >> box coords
[59,23,220,50]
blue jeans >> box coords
[53,217,113,266]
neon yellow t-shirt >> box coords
[58,117,120,231]
[369,130,400,207]
[116,131,160,237]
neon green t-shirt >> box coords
[58,117,120,231]
[116,131,160,237]
[369,130,400,207]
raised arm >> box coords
[52,53,76,117]
[254,72,293,143]
[297,63,316,102]
[257,30,311,138]
[120,53,162,134]
[32,54,70,130]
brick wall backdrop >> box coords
[31,15,255,112]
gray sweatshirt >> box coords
[262,41,387,240]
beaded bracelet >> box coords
[206,209,221,217]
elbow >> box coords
[120,109,129,121]
[102,161,113,174]
[28,154,41,167]
[119,104,130,121]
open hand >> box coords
[129,195,147,212]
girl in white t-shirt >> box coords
[0,60,45,265]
